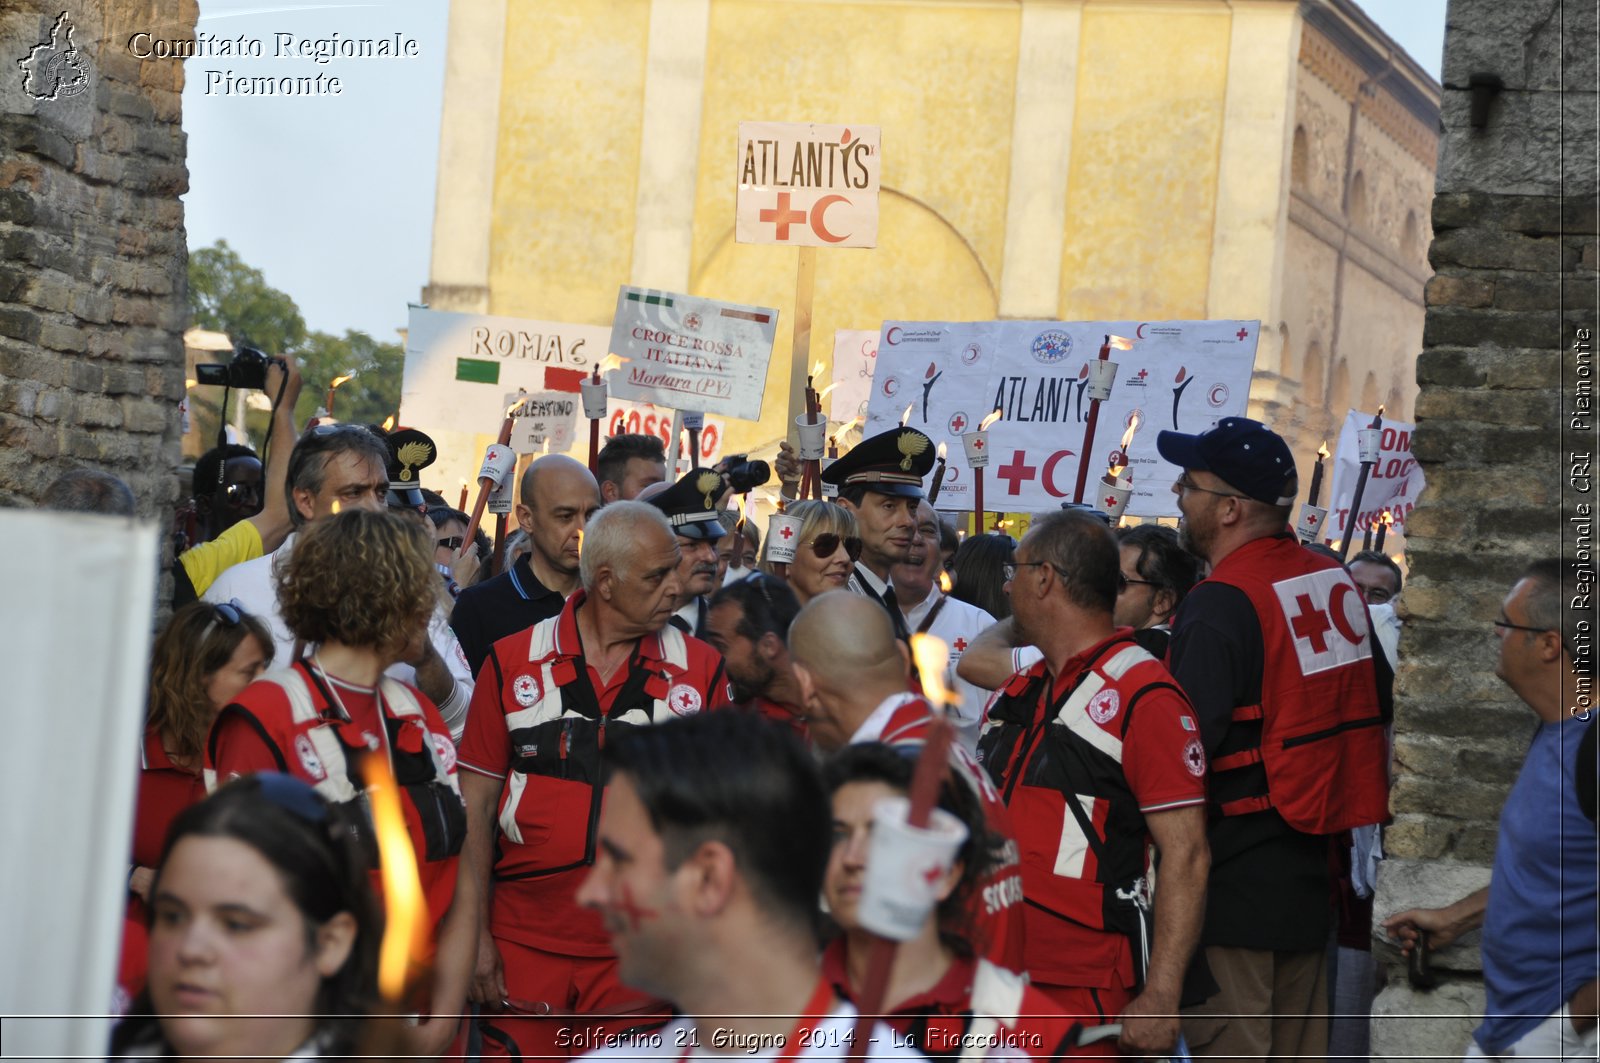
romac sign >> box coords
[736,122,880,249]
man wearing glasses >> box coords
[1384,559,1597,1060]
[204,422,475,739]
[1155,417,1390,1060]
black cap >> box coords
[1155,417,1297,506]
[819,427,934,499]
[647,468,729,541]
[382,426,437,511]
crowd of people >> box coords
[37,356,1595,1062]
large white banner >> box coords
[607,286,779,422]
[736,122,880,248]
[864,320,1260,517]
[1325,410,1423,544]
[830,328,877,424]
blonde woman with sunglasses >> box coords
[764,500,863,605]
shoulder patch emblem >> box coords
[294,733,327,781]
[1087,689,1120,724]
[512,673,541,707]
[667,683,703,717]
[430,732,458,773]
[1183,737,1207,778]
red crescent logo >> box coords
[810,195,851,243]
[1136,322,1149,339]
[1327,582,1367,645]
[885,326,903,345]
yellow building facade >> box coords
[424,0,1437,483]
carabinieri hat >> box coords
[820,426,935,499]
[381,426,437,512]
[647,468,729,541]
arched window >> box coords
[1403,209,1421,261]
[1303,342,1326,407]
[1292,126,1309,189]
[1360,370,1380,413]
[1330,359,1351,419]
[1348,171,1367,228]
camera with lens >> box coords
[194,345,279,390]
[722,454,771,493]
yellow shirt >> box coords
[177,519,263,600]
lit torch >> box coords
[1296,441,1332,544]
[381,414,396,432]
[360,752,430,1003]
[1075,336,1132,506]
[1339,406,1386,561]
[1374,509,1393,552]
[1099,412,1141,524]
[462,400,520,551]
[325,371,356,419]
[929,442,949,504]
[584,355,628,474]
[964,409,1002,534]
[900,402,915,427]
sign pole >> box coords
[786,246,818,453]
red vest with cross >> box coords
[1200,534,1389,833]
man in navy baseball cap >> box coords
[1156,417,1298,509]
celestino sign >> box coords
[736,122,880,248]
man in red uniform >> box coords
[703,572,808,736]
[788,591,1027,975]
[458,501,732,1058]
[978,510,1210,1058]
[1155,417,1389,1059]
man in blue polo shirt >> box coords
[1385,559,1598,1059]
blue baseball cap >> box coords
[1156,417,1298,506]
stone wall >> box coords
[1372,0,1597,1057]
[0,0,195,522]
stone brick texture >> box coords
[0,0,197,531]
[1374,0,1597,1056]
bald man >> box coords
[451,454,602,675]
[790,591,1027,972]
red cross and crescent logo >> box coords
[294,734,327,782]
[1183,737,1207,777]
[431,732,458,774]
[513,674,541,707]
[667,684,704,717]
[1088,689,1120,724]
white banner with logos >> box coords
[607,286,779,423]
[736,122,880,248]
[864,320,1260,518]
[1325,410,1423,545]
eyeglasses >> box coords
[807,533,863,561]
[1002,560,1051,582]
[1121,576,1159,589]
[222,482,261,504]
[437,536,465,551]
[1175,474,1251,502]
[201,598,246,641]
[308,423,370,439]
[1363,588,1395,605]
[1493,616,1552,636]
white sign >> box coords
[736,122,880,248]
[403,307,610,490]
[864,320,1260,518]
[607,286,779,422]
[504,391,578,454]
[830,328,877,424]
[1325,410,1424,544]
[603,398,726,466]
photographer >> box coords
[175,355,302,604]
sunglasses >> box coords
[437,536,465,551]
[806,533,862,561]
[201,598,247,641]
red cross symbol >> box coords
[779,525,795,540]
[1236,328,1249,340]
[1288,593,1332,653]
[1104,493,1120,508]
[952,637,968,652]
[759,192,807,240]
[971,436,985,451]
[1136,369,1148,380]
[921,864,943,886]
[1305,513,1319,526]
[950,414,967,433]
[997,450,1037,494]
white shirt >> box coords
[204,532,475,740]
[898,586,998,752]
[849,691,925,746]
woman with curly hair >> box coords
[763,499,862,605]
[111,773,381,1060]
[206,507,473,1056]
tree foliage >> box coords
[187,240,404,433]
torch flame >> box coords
[1108,335,1135,350]
[816,381,841,404]
[330,373,355,390]
[1108,411,1143,479]
[733,492,747,532]
[1317,441,1331,461]
[184,378,197,389]
[910,634,955,710]
[597,354,629,376]
[1380,510,1394,528]
[330,500,341,515]
[936,441,947,460]
[938,571,953,593]
[812,359,826,377]
[382,415,396,432]
[900,402,914,426]
[979,408,1003,432]
[359,752,428,1002]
